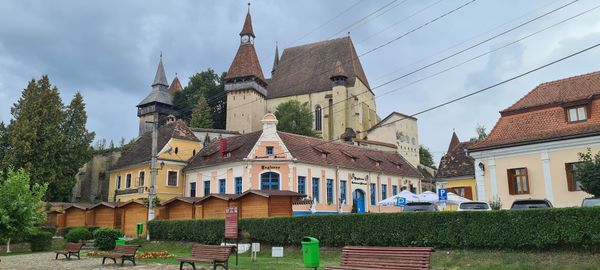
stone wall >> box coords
[72,151,121,203]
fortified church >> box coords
[107,6,423,214]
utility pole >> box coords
[147,112,158,240]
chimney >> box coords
[261,113,279,137]
[220,139,228,156]
[167,114,177,124]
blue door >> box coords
[353,189,366,213]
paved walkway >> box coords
[0,252,201,270]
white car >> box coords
[457,201,492,211]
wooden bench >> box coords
[176,244,236,270]
[325,246,434,270]
[54,243,84,260]
[100,244,140,266]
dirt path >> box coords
[0,252,177,270]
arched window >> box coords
[315,105,322,131]
[260,172,280,191]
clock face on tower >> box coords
[241,35,251,44]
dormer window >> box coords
[567,106,587,123]
[266,146,274,156]
[224,152,232,158]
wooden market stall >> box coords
[236,190,305,219]
[119,200,148,237]
[63,204,93,227]
[196,194,239,219]
[90,202,123,228]
[159,197,202,220]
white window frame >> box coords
[116,175,122,190]
[567,106,587,122]
[165,170,179,187]
[138,170,145,187]
[125,173,132,189]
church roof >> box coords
[138,57,173,106]
[225,44,265,81]
[111,120,198,170]
[168,75,183,96]
[267,37,370,99]
[239,10,255,38]
[185,130,421,178]
[225,9,264,82]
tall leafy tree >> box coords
[419,145,436,168]
[0,122,9,173]
[60,92,95,200]
[0,168,48,252]
[173,69,227,129]
[8,76,66,200]
[189,96,214,128]
[274,100,315,137]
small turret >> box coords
[330,60,348,85]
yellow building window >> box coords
[565,162,583,191]
[167,171,178,186]
[507,168,529,195]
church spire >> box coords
[152,55,169,88]
[272,42,279,75]
[447,131,460,152]
[240,3,255,38]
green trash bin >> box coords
[115,237,126,246]
[302,237,320,269]
[136,223,144,237]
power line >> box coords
[372,0,579,90]
[328,0,403,38]
[287,0,364,46]
[369,0,564,84]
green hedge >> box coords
[148,207,600,250]
[65,227,92,243]
[59,226,98,237]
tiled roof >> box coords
[225,44,265,81]
[240,11,255,37]
[186,130,422,178]
[111,120,198,170]
[471,71,600,151]
[436,138,474,179]
[503,71,600,113]
[267,37,371,99]
[168,76,183,96]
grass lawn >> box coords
[127,240,600,270]
[0,238,66,256]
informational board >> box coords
[396,197,407,207]
[225,207,238,239]
[252,243,260,252]
[272,247,284,258]
[438,188,448,202]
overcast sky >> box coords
[1,0,600,164]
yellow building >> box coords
[108,119,201,202]
[469,71,599,208]
[224,9,379,140]
[435,132,477,212]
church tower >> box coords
[224,5,267,134]
[137,56,178,136]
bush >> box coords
[59,226,98,237]
[65,227,92,243]
[28,229,53,252]
[149,207,600,250]
[39,225,57,236]
[93,228,123,251]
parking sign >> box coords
[396,197,407,207]
[438,188,448,201]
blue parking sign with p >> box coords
[438,188,448,201]
[396,197,406,207]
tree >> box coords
[471,124,488,141]
[173,69,227,129]
[7,76,66,201]
[60,92,95,201]
[576,149,600,197]
[0,122,9,173]
[274,100,315,137]
[189,96,214,128]
[0,168,48,252]
[419,145,435,168]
